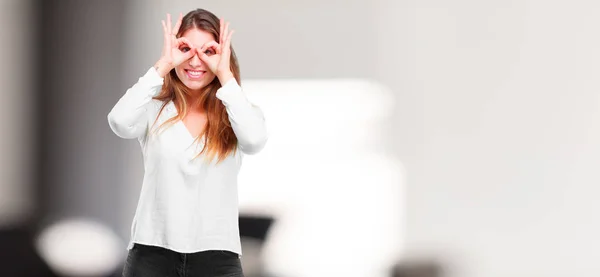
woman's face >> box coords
[175,28,217,92]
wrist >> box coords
[154,59,172,78]
[217,71,234,85]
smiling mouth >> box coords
[185,69,206,79]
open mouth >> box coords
[185,69,206,79]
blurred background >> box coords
[2,0,600,276]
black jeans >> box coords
[122,243,244,277]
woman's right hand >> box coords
[154,13,196,78]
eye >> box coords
[180,46,191,52]
[204,49,215,56]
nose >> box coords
[188,53,202,68]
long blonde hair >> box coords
[150,9,241,163]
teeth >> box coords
[187,70,203,78]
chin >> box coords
[177,73,215,92]
[183,81,209,91]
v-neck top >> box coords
[107,67,268,255]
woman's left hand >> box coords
[199,18,235,84]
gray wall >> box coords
[25,0,600,276]
[0,0,35,227]
[160,1,600,276]
[38,0,127,229]
[383,1,600,276]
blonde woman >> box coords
[108,8,267,277]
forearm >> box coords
[154,59,173,78]
[217,71,234,86]
[107,67,164,139]
[216,78,268,154]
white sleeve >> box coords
[216,79,268,154]
[107,67,164,139]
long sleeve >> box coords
[216,79,268,154]
[107,67,164,139]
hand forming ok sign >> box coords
[155,13,196,77]
[198,18,235,83]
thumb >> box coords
[183,47,197,60]
[197,47,210,63]
[199,53,210,64]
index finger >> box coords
[219,18,224,45]
[173,12,183,35]
[224,30,234,53]
[166,13,172,35]
[176,37,193,48]
[162,20,171,49]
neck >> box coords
[184,90,206,112]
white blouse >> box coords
[107,67,268,255]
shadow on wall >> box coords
[0,227,57,277]
[391,259,445,277]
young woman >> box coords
[107,8,267,277]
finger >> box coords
[197,47,213,66]
[220,29,233,57]
[176,37,193,47]
[162,20,167,34]
[202,41,219,48]
[162,20,171,49]
[183,47,196,59]
[225,30,234,51]
[166,13,172,35]
[198,50,209,63]
[222,21,230,46]
[201,41,220,54]
[219,18,224,45]
[173,12,183,35]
